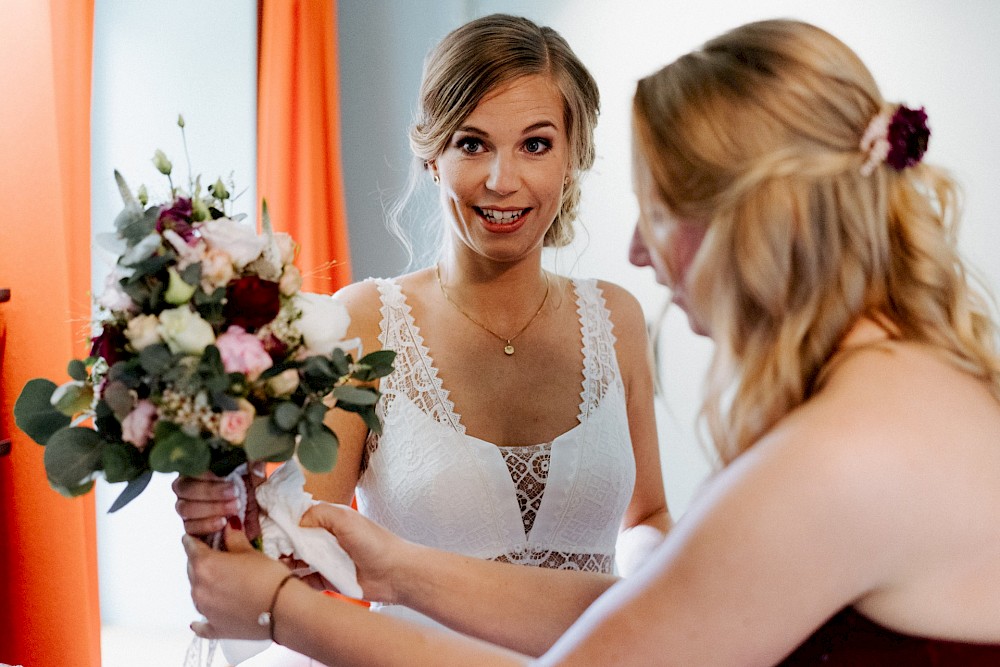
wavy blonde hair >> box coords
[633,19,1000,464]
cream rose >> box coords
[125,313,163,351]
[158,306,216,355]
[267,368,300,397]
[279,265,303,296]
[200,247,236,291]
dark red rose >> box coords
[886,106,930,171]
[156,197,197,243]
[260,332,289,360]
[91,323,128,366]
[224,276,281,332]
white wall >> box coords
[93,0,1000,653]
[91,0,257,649]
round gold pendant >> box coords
[504,344,515,356]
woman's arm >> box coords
[601,282,672,575]
[185,526,529,666]
[301,503,618,656]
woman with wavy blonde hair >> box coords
[183,19,1000,666]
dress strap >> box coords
[573,278,622,421]
[369,278,461,429]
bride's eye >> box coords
[456,137,485,154]
[524,137,552,154]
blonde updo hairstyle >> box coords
[410,13,600,247]
[633,19,1000,464]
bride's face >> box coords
[629,147,709,336]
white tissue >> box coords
[256,459,363,599]
[220,458,363,665]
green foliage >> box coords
[43,427,105,497]
[13,379,70,445]
[297,422,338,473]
[244,416,295,462]
[148,421,211,476]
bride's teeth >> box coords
[481,208,524,223]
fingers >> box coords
[173,475,241,537]
[222,523,255,553]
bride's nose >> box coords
[485,153,521,195]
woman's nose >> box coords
[628,224,651,267]
[486,154,520,195]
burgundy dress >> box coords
[778,608,1000,666]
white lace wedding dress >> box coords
[240,277,636,664]
[356,277,636,627]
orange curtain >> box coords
[257,0,352,294]
[0,1,100,665]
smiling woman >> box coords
[171,12,671,665]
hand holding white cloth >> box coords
[256,458,363,599]
[219,458,362,665]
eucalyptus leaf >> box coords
[243,416,295,463]
[43,427,106,492]
[67,359,89,382]
[304,401,329,425]
[273,402,302,432]
[13,378,71,445]
[357,350,396,378]
[330,348,350,377]
[139,344,173,375]
[102,441,145,483]
[148,423,210,476]
[358,405,383,436]
[332,384,379,406]
[102,380,135,421]
[108,469,153,512]
[301,356,337,392]
[49,478,96,498]
[297,424,338,473]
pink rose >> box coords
[216,326,274,380]
[121,399,158,451]
[218,399,256,445]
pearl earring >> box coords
[432,173,440,185]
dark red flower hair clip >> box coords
[859,104,930,176]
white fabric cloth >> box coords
[357,277,635,623]
[219,459,362,665]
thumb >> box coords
[222,517,256,553]
[300,502,349,531]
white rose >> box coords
[293,292,351,357]
[158,306,216,355]
[199,217,266,269]
[125,313,163,351]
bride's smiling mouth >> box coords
[476,206,528,223]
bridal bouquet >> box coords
[14,120,393,536]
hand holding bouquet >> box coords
[14,119,393,539]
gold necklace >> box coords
[435,264,550,356]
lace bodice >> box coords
[357,276,634,568]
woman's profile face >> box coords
[630,146,709,336]
[430,74,571,263]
